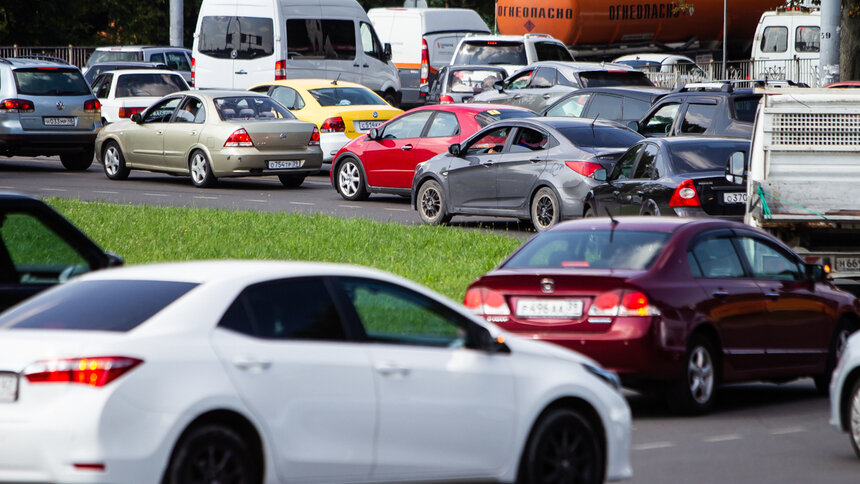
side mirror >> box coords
[368,128,380,141]
[469,322,511,354]
[804,263,827,282]
[383,43,392,62]
[493,80,505,92]
[448,143,461,157]
[627,120,639,132]
[725,151,747,184]
[106,251,124,267]
[419,84,430,96]
[592,168,607,182]
[130,113,142,123]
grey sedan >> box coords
[412,117,643,231]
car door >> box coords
[210,277,376,483]
[124,96,182,168]
[544,92,591,117]
[91,73,114,121]
[358,21,392,94]
[447,125,514,211]
[639,101,681,137]
[163,96,205,171]
[590,143,643,216]
[478,68,533,105]
[677,100,718,136]
[495,126,549,212]
[619,143,661,215]
[516,66,559,111]
[411,110,461,169]
[333,276,516,482]
[362,110,433,188]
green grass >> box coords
[46,198,525,301]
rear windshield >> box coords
[307,87,386,107]
[503,230,670,270]
[115,73,187,98]
[214,96,296,120]
[452,41,527,66]
[556,126,643,148]
[447,69,506,94]
[198,16,274,60]
[0,280,197,332]
[732,95,761,123]
[475,109,537,127]
[669,143,748,174]
[13,68,91,96]
[579,71,654,88]
[87,51,143,67]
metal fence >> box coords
[646,58,820,88]
[0,45,95,68]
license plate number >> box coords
[835,257,860,272]
[356,120,384,131]
[0,372,18,403]
[516,298,583,319]
[723,192,748,204]
[267,160,303,169]
[43,117,75,126]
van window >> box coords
[534,42,574,62]
[287,19,356,60]
[795,26,820,53]
[452,41,527,66]
[359,22,385,61]
[198,16,274,60]
[760,26,788,53]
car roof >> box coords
[0,57,76,69]
[412,103,533,114]
[94,45,189,52]
[460,34,562,43]
[104,69,183,77]
[529,116,629,130]
[178,90,269,99]
[251,78,369,90]
[563,86,669,97]
[529,61,640,73]
[548,216,744,234]
[645,136,751,147]
[613,53,696,64]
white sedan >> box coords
[0,261,632,484]
[90,69,189,123]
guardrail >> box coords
[645,58,820,88]
[0,45,95,68]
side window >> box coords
[585,94,622,120]
[534,41,573,61]
[680,103,717,134]
[0,212,91,284]
[425,111,460,137]
[94,74,112,98]
[689,236,745,278]
[380,111,433,139]
[143,97,181,123]
[359,22,384,60]
[166,51,191,71]
[271,86,305,110]
[466,126,512,155]
[622,97,651,121]
[546,94,590,117]
[339,278,465,347]
[505,70,533,90]
[220,278,346,340]
[761,26,788,53]
[173,97,205,124]
[631,144,659,179]
[610,144,642,180]
[323,20,357,60]
[795,26,820,53]
[149,52,166,64]
[529,67,556,88]
[286,19,356,60]
[641,102,680,135]
[735,237,803,281]
[511,127,549,152]
[687,252,703,277]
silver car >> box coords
[95,90,323,188]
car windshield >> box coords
[0,280,197,332]
[115,73,187,97]
[214,96,296,121]
[452,41,527,66]
[13,68,91,96]
[556,126,643,148]
[307,87,386,107]
[669,142,747,173]
[474,109,536,127]
[87,50,144,67]
[579,71,654,88]
[447,69,506,94]
[503,230,670,270]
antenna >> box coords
[331,73,341,86]
[605,207,618,243]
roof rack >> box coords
[14,55,71,65]
[676,81,735,93]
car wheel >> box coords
[102,141,130,180]
[518,407,604,484]
[278,174,306,188]
[531,187,560,231]
[164,424,259,484]
[335,158,369,201]
[383,91,397,107]
[60,149,94,171]
[815,319,858,394]
[189,150,217,188]
[668,335,717,414]
[583,206,596,218]
[849,380,860,458]
[417,180,451,225]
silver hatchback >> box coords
[0,57,102,170]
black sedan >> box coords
[582,137,749,219]
[412,117,643,231]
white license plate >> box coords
[0,372,18,403]
[722,192,748,204]
[835,257,860,272]
[43,117,75,126]
[516,298,583,318]
[267,160,303,169]
[356,120,384,131]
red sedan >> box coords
[330,103,535,201]
[465,217,860,413]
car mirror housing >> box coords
[725,151,747,184]
[493,80,505,92]
[419,84,430,95]
[130,113,142,123]
[592,168,607,182]
[448,143,461,157]
[368,128,380,141]
[627,120,639,132]
[383,43,393,62]
[469,322,511,354]
[804,263,827,282]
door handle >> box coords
[529,157,542,163]
[612,190,620,196]
[375,362,410,377]
[764,291,780,298]
[513,94,522,99]
[190,131,197,136]
[482,160,495,167]
[156,130,163,135]
[543,94,552,99]
[232,358,272,372]
[401,144,413,151]
[235,70,247,75]
[712,290,729,298]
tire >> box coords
[518,407,604,484]
[189,150,216,188]
[60,149,94,171]
[667,335,718,414]
[583,205,596,218]
[416,179,451,225]
[164,424,259,484]
[815,319,858,394]
[849,379,860,458]
[278,174,305,188]
[102,141,130,180]
[383,91,397,107]
[531,187,560,231]
[334,157,369,201]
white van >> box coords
[192,0,402,105]
[368,7,490,108]
[751,8,820,86]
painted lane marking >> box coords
[289,202,315,206]
[0,186,15,189]
[193,196,219,200]
[770,427,805,435]
[384,208,409,212]
[633,442,675,451]
[244,199,267,203]
[41,188,67,192]
[339,205,361,209]
[93,190,118,194]
[143,193,170,197]
[703,434,742,443]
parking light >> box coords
[439,95,455,104]
[190,57,195,87]
[118,107,145,118]
[419,39,430,94]
[275,60,287,80]
[587,289,660,318]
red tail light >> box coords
[118,106,146,118]
[669,179,701,207]
[439,94,455,104]
[320,116,345,133]
[308,126,320,146]
[565,161,603,178]
[587,289,660,318]
[0,98,35,112]
[190,57,196,87]
[464,287,511,321]
[84,98,101,113]
[419,39,430,92]
[24,356,142,387]
[275,59,286,80]
[224,128,254,147]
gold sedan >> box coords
[94,90,323,188]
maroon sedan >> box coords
[330,103,535,201]
[466,217,860,413]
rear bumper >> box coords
[210,148,324,178]
[0,132,97,156]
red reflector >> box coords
[487,41,498,45]
[0,98,35,112]
[439,95,455,104]
[24,357,142,387]
[73,463,106,471]
[564,161,603,178]
[118,106,145,118]
[224,128,254,147]
[669,179,701,207]
[309,126,320,146]
[320,116,345,133]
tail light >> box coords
[464,287,511,322]
[118,107,146,118]
[320,116,345,133]
[669,179,701,207]
[439,94,455,104]
[0,98,35,112]
[24,356,142,387]
[419,39,430,93]
[84,99,101,113]
[565,161,603,178]
[587,289,660,318]
[224,128,254,147]
[190,57,195,87]
[275,59,287,80]
[308,126,320,146]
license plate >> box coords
[835,257,860,272]
[722,192,748,204]
[0,372,19,403]
[516,298,583,319]
[356,120,384,131]
[267,160,303,169]
[43,117,75,126]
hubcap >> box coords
[688,346,714,404]
[420,186,441,219]
[534,420,595,483]
[338,162,360,197]
[184,443,243,484]
[535,195,555,228]
[104,147,119,175]
[191,154,207,184]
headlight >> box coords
[583,363,622,392]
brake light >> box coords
[275,59,286,80]
[84,98,101,112]
[419,39,430,92]
[190,57,196,87]
[117,106,145,118]
[439,94,455,104]
[320,116,345,133]
[565,161,603,178]
[464,287,511,321]
[224,128,254,147]
[308,126,320,146]
[669,179,701,207]
[24,356,142,387]
[0,98,35,112]
[587,289,660,317]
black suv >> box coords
[629,82,763,139]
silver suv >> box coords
[0,57,102,170]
